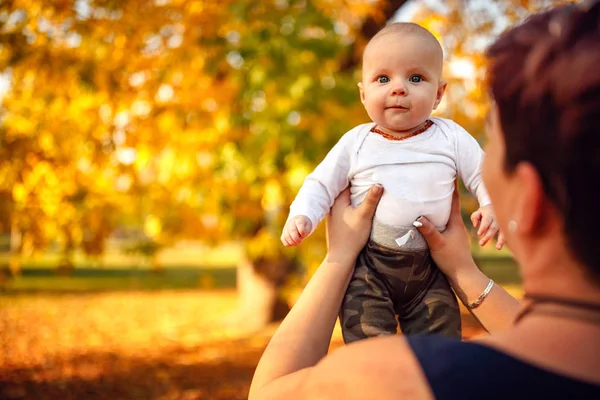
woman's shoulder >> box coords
[302,335,434,399]
[300,334,600,399]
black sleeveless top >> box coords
[406,335,600,399]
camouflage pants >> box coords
[340,240,461,344]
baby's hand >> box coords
[471,205,505,250]
[281,215,313,247]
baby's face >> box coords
[360,32,444,134]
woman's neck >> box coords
[515,234,600,305]
[480,310,600,385]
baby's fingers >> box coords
[281,226,300,247]
[296,219,311,238]
[479,222,499,246]
[477,214,493,237]
[281,231,293,247]
[471,210,482,228]
[288,226,302,245]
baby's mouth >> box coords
[386,105,409,110]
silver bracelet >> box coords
[467,279,495,310]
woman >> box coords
[249,2,600,399]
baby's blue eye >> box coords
[377,76,390,83]
[410,75,423,83]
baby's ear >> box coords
[433,81,447,110]
[358,82,366,104]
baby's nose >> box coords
[391,85,407,96]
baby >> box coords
[282,23,498,343]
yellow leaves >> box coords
[157,148,176,184]
[299,50,316,65]
[196,151,215,169]
[131,99,152,117]
[144,215,162,238]
[220,142,243,179]
[190,54,206,71]
[187,1,205,15]
[1,0,425,255]
[416,13,448,39]
[261,179,283,212]
[68,93,99,114]
[98,104,113,124]
[214,111,230,134]
[38,187,61,217]
[0,162,15,188]
[340,0,381,19]
[93,168,118,194]
[94,45,108,60]
[201,213,219,229]
[55,203,76,226]
[21,162,61,216]
[0,290,267,399]
[284,154,312,189]
[12,184,27,208]
[273,97,293,114]
[173,155,194,180]
[38,132,54,154]
[249,66,266,86]
[134,147,152,171]
[289,74,313,100]
[4,114,36,136]
[157,111,179,134]
[155,149,193,183]
[114,35,127,49]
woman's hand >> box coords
[413,183,478,284]
[412,184,521,331]
[325,184,383,266]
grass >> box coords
[0,241,240,292]
[0,241,242,269]
[476,256,520,284]
[1,267,237,292]
[1,257,521,295]
[1,237,522,293]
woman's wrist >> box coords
[441,257,479,287]
[324,251,359,269]
[447,262,490,306]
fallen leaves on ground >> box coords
[0,290,486,399]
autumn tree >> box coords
[0,0,572,327]
[0,0,408,326]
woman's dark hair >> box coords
[487,0,600,282]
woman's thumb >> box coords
[413,216,442,249]
[359,184,383,218]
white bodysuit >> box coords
[288,117,490,250]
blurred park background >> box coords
[0,0,574,399]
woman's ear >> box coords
[433,81,447,110]
[513,162,548,235]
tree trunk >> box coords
[9,217,21,276]
[237,252,294,331]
